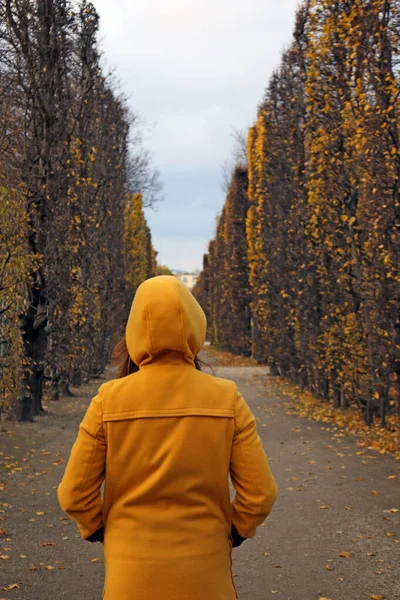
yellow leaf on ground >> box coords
[2,584,19,590]
[339,551,351,558]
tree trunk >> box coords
[19,276,48,420]
[333,386,341,409]
[269,363,280,377]
[322,377,330,401]
[340,386,349,409]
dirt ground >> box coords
[0,358,399,600]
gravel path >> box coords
[0,361,399,600]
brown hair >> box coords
[112,337,140,378]
[112,336,213,378]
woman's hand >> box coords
[85,527,104,543]
[231,523,247,548]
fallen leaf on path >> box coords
[41,542,55,547]
[339,552,351,558]
[91,558,100,563]
[2,584,19,590]
[370,595,384,600]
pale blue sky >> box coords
[95,0,300,271]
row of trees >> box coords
[0,0,160,420]
[194,0,400,426]
[196,166,251,356]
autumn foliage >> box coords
[0,1,158,419]
[195,166,251,356]
[0,188,37,412]
[195,0,400,430]
[124,194,157,293]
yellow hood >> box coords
[125,276,207,367]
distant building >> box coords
[173,270,200,291]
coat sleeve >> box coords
[57,387,106,540]
[229,389,278,538]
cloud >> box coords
[95,0,300,270]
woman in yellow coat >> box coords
[58,275,278,599]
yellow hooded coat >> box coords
[58,276,278,599]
